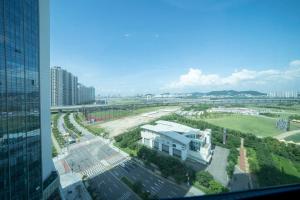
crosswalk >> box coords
[80,162,107,178]
[80,157,130,178]
[107,155,125,165]
[117,191,131,200]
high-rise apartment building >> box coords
[51,67,95,106]
[0,0,59,199]
[50,67,64,106]
[77,83,96,105]
[50,66,78,106]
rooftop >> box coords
[141,124,191,145]
[142,120,204,143]
[155,120,200,134]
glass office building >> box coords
[0,0,57,199]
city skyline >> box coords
[51,0,300,95]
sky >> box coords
[50,0,300,95]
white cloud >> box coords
[123,33,131,38]
[166,60,300,90]
[290,60,300,67]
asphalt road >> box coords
[69,113,96,141]
[65,139,126,175]
[110,159,197,199]
[58,113,67,135]
[89,170,139,200]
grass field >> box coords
[284,133,300,143]
[202,114,290,137]
[247,104,300,118]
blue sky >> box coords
[51,0,300,95]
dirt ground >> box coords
[98,107,179,138]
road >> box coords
[110,159,203,198]
[274,129,300,140]
[98,107,179,138]
[58,113,68,136]
[69,113,95,141]
[89,170,139,200]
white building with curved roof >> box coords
[141,120,212,164]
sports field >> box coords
[202,114,299,137]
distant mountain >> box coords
[207,90,266,96]
[191,90,266,97]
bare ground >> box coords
[97,107,179,138]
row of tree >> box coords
[64,113,82,137]
[52,114,65,148]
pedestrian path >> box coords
[239,138,247,172]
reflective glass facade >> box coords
[0,0,42,199]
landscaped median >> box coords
[63,113,82,137]
[114,127,227,195]
[52,113,66,148]
[74,112,108,138]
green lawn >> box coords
[284,132,300,143]
[202,114,284,137]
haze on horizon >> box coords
[51,0,300,95]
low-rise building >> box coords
[208,107,259,116]
[141,120,212,164]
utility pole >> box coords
[223,128,227,145]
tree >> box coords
[196,171,213,188]
[208,180,225,193]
